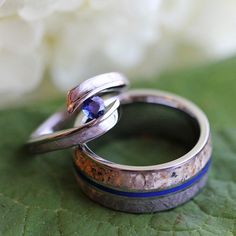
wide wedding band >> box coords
[73,90,212,213]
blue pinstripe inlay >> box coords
[75,159,211,198]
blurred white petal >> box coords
[88,0,111,9]
[0,0,23,17]
[19,1,56,20]
[159,0,195,31]
[0,0,5,7]
[0,17,43,52]
[184,0,236,58]
[19,0,84,20]
[54,0,84,11]
[0,50,44,94]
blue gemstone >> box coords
[82,96,105,119]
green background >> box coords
[0,58,236,235]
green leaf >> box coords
[1,58,236,236]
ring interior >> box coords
[86,102,200,166]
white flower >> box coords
[19,0,84,20]
[183,0,236,58]
[0,49,43,93]
[0,0,236,99]
[0,16,43,98]
[48,0,162,90]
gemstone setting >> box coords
[82,96,105,119]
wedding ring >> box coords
[73,90,212,213]
[26,75,212,213]
[27,72,128,154]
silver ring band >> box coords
[73,89,212,213]
[26,72,128,154]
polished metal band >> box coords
[74,90,212,191]
[73,90,212,212]
[27,72,128,154]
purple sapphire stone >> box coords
[82,96,105,119]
